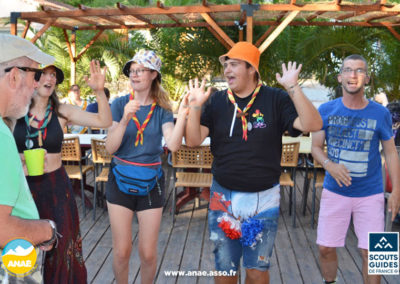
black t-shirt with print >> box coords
[200,85,301,192]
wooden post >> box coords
[10,12,21,36]
[70,29,77,86]
[246,15,253,43]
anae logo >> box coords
[1,239,37,276]
[369,233,398,252]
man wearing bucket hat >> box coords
[0,34,59,283]
[185,41,322,283]
[105,49,188,284]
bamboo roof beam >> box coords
[259,10,299,54]
[335,11,368,21]
[306,11,326,22]
[206,26,231,50]
[63,29,74,62]
[42,5,99,26]
[201,12,234,48]
[30,18,56,43]
[21,21,31,38]
[18,3,400,21]
[383,23,400,41]
[255,26,274,48]
[29,18,73,30]
[366,13,396,22]
[117,2,155,28]
[76,30,104,61]
[79,4,127,27]
[157,1,180,24]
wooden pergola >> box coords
[10,0,400,84]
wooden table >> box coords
[64,134,107,147]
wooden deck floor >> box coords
[77,162,400,284]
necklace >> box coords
[24,102,52,148]
[129,91,157,146]
[227,81,262,141]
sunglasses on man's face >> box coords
[4,66,43,82]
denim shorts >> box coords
[208,179,280,272]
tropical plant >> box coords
[30,0,400,102]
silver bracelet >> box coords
[38,219,62,248]
[323,159,330,168]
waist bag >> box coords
[112,164,163,196]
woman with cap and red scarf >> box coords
[105,50,188,283]
[13,61,112,283]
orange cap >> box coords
[219,41,260,77]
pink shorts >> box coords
[317,189,384,249]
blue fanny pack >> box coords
[112,164,163,196]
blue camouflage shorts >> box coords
[208,179,280,272]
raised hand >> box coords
[187,78,212,107]
[177,93,190,119]
[84,60,107,92]
[122,100,140,123]
[276,61,302,90]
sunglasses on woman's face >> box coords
[4,66,43,82]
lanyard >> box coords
[25,103,52,148]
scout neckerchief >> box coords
[227,80,262,141]
[129,91,157,146]
[25,102,52,148]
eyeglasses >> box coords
[71,88,80,92]
[4,66,43,82]
[129,68,151,76]
[342,68,367,75]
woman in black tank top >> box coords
[13,62,112,284]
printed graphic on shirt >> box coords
[252,109,266,129]
[327,115,376,178]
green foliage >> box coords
[39,0,400,102]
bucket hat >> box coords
[0,34,54,65]
[219,42,260,78]
[123,49,162,77]
[40,64,64,84]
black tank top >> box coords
[13,110,64,153]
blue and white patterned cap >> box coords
[123,49,162,77]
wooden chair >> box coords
[280,142,300,227]
[91,138,112,220]
[61,136,93,216]
[171,145,213,222]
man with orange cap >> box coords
[185,42,322,284]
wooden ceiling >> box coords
[10,0,400,53]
